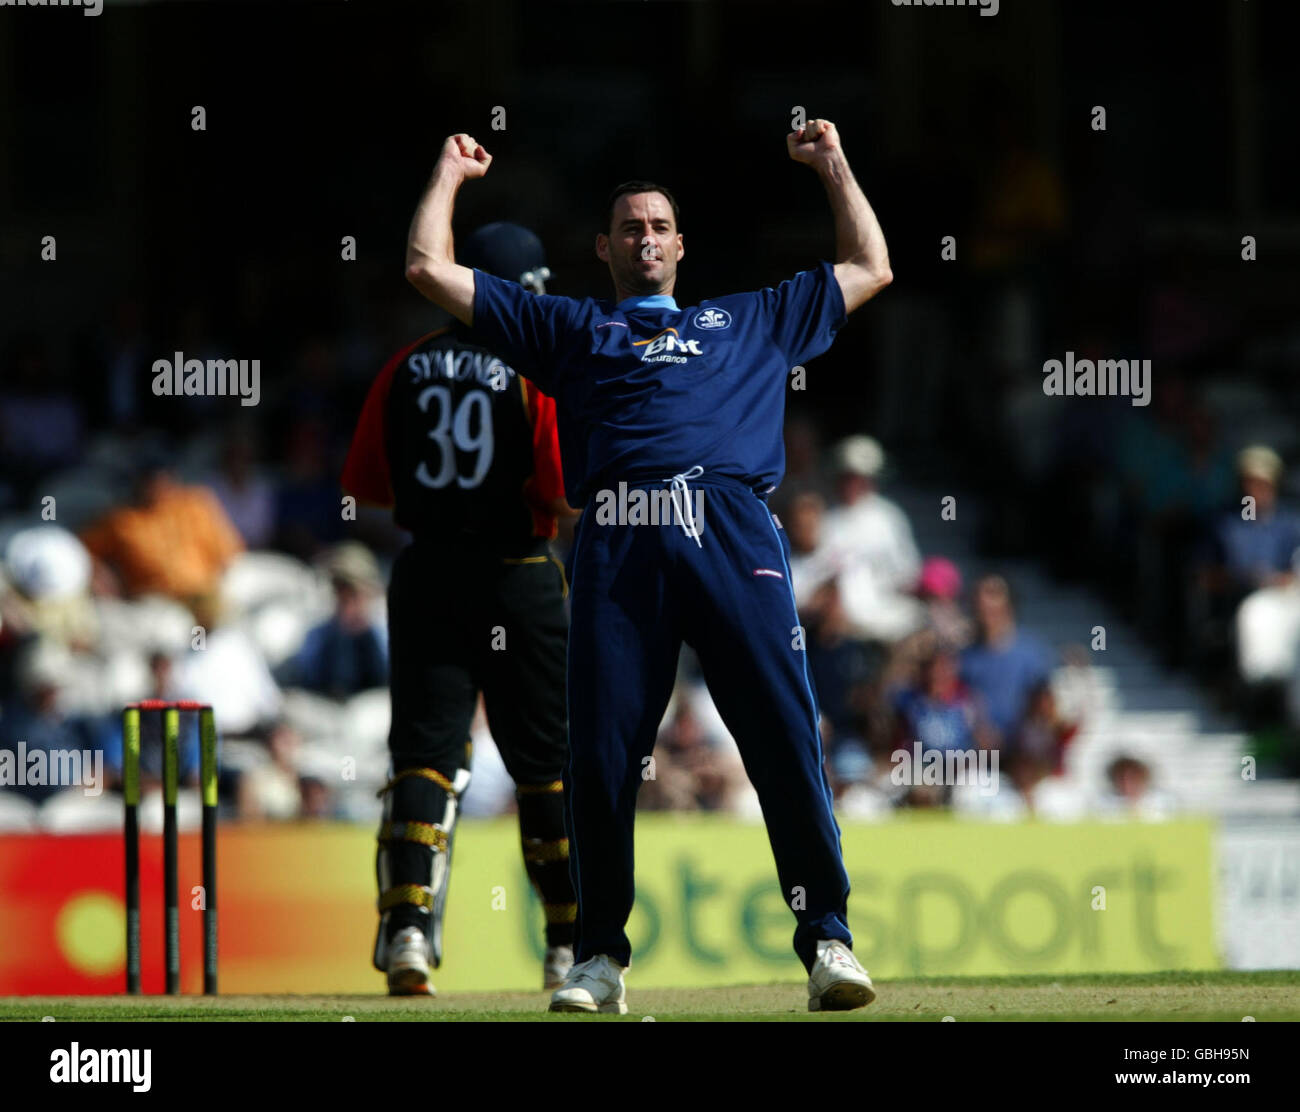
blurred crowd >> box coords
[870,92,1300,777]
[1017,380,1300,773]
[0,389,1175,830]
[0,458,398,829]
[645,433,1171,823]
[0,315,420,830]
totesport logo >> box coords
[0,817,1217,993]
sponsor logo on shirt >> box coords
[633,327,704,365]
[693,307,732,331]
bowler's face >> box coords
[598,192,683,297]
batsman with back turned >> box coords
[343,223,578,996]
[404,119,893,1013]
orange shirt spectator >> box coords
[80,468,243,603]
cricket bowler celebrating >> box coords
[404,119,892,1013]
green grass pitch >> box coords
[3,972,1298,1021]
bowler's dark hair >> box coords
[603,181,681,234]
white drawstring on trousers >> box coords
[664,465,705,547]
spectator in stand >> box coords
[99,649,201,791]
[172,594,281,737]
[644,687,750,813]
[279,542,388,699]
[640,697,710,811]
[237,722,307,820]
[299,774,336,819]
[1202,446,1300,693]
[206,424,277,549]
[892,641,987,757]
[2,526,99,656]
[1209,446,1300,596]
[79,453,243,611]
[786,490,878,756]
[785,491,835,608]
[955,749,1084,822]
[878,556,972,707]
[803,579,877,757]
[826,740,889,819]
[1012,679,1078,774]
[1004,753,1082,820]
[819,435,924,645]
[959,574,1054,748]
[0,640,101,805]
[1094,754,1174,821]
[915,556,973,651]
[888,638,992,807]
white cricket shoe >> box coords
[543,945,575,990]
[386,926,435,997]
[547,954,628,1014]
[807,939,876,1012]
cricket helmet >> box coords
[458,222,551,294]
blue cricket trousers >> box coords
[563,472,853,973]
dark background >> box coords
[2,0,1298,684]
[4,0,1296,447]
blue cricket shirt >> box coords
[470,262,846,504]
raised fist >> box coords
[786,118,840,167]
[440,133,492,180]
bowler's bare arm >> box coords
[405,133,491,325]
[787,119,893,313]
